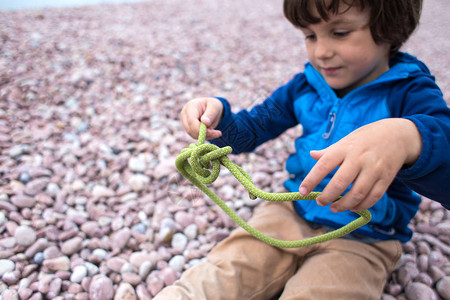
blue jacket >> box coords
[212,52,450,242]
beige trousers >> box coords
[154,202,402,300]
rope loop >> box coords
[175,123,372,248]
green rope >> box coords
[175,123,372,248]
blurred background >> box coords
[0,0,449,299]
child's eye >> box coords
[305,34,316,41]
[333,31,350,38]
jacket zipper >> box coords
[322,111,336,139]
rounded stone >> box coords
[437,276,450,300]
[70,265,88,283]
[14,225,37,247]
[0,259,15,276]
[168,255,185,272]
[171,233,188,252]
[89,275,114,300]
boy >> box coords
[155,0,450,299]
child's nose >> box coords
[314,38,334,60]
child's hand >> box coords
[180,97,224,140]
[299,118,423,212]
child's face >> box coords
[299,3,390,96]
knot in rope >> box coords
[187,142,232,184]
[175,123,372,248]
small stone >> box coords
[114,282,137,300]
[43,256,70,272]
[128,156,147,173]
[128,174,150,192]
[25,238,49,258]
[85,261,99,276]
[121,262,137,274]
[14,225,37,247]
[168,255,185,272]
[138,261,153,279]
[92,185,115,198]
[47,278,62,299]
[61,237,83,255]
[0,211,6,226]
[2,289,19,300]
[106,257,127,273]
[146,274,164,296]
[174,211,195,227]
[405,282,437,300]
[92,248,107,259]
[129,251,153,268]
[416,272,434,286]
[160,267,178,286]
[113,228,131,251]
[381,294,396,300]
[0,237,16,248]
[81,221,103,238]
[153,159,176,179]
[437,276,450,300]
[43,246,63,259]
[18,288,33,300]
[171,233,188,252]
[71,265,88,283]
[10,195,36,208]
[24,178,49,196]
[33,252,44,265]
[184,224,198,240]
[136,284,152,300]
[46,182,60,195]
[122,272,142,286]
[89,275,114,300]
[430,265,446,282]
[19,172,31,183]
[132,223,147,234]
[2,271,19,285]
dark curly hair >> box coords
[283,0,423,55]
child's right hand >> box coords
[180,97,224,140]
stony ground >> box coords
[0,0,449,299]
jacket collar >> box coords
[303,52,433,100]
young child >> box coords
[155,0,450,299]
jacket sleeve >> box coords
[389,75,450,209]
[211,73,307,154]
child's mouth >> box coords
[322,67,342,76]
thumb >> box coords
[201,103,221,128]
[310,149,326,161]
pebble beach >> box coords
[0,0,449,299]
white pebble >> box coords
[14,225,36,247]
[169,255,185,272]
[128,156,147,172]
[85,262,99,276]
[184,224,198,240]
[92,248,107,260]
[0,259,15,277]
[70,265,87,283]
[0,212,6,226]
[171,233,188,252]
[128,174,150,192]
[120,262,137,274]
[139,261,153,279]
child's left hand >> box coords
[299,118,423,212]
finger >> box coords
[316,158,360,207]
[180,108,198,139]
[329,168,375,212]
[349,178,390,212]
[205,128,222,140]
[310,149,325,161]
[299,147,343,196]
